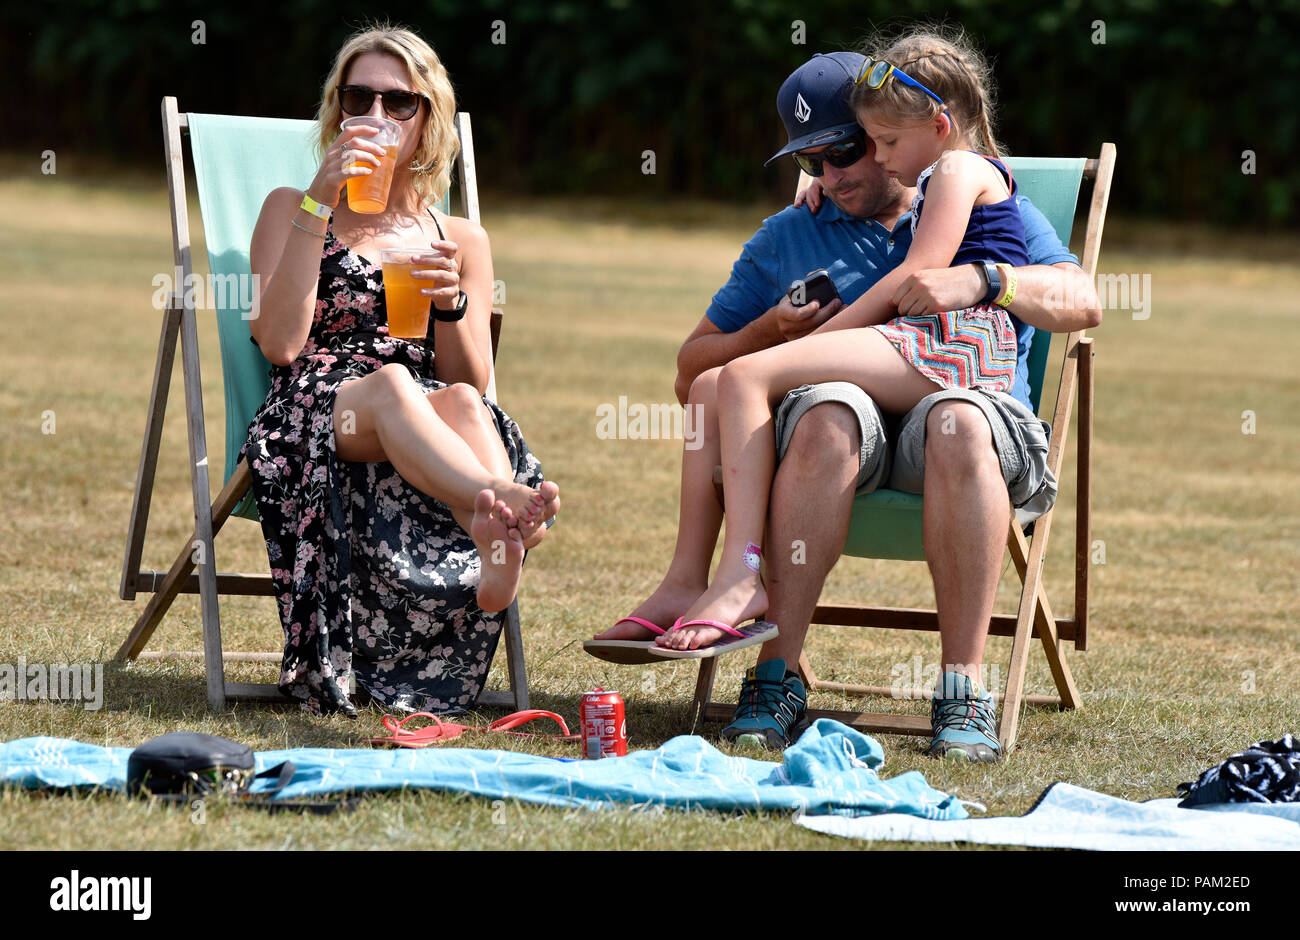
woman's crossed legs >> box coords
[333,363,559,612]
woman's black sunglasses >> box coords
[792,130,868,177]
[337,85,426,121]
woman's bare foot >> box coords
[534,480,561,529]
[471,489,524,612]
[519,481,560,549]
[492,479,561,541]
[491,480,547,537]
[592,576,706,641]
[656,563,768,651]
[520,524,547,551]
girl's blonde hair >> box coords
[850,26,1003,158]
[315,24,459,207]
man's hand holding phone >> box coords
[779,269,842,340]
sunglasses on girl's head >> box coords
[337,85,426,121]
[854,58,948,112]
[792,130,868,177]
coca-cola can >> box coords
[580,688,627,759]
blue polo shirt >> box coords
[706,196,1078,408]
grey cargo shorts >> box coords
[773,382,1057,524]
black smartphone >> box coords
[787,268,840,307]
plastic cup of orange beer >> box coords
[341,116,402,214]
[380,249,439,338]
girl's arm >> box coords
[812,150,998,334]
[429,217,494,393]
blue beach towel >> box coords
[797,781,1300,850]
[0,720,966,819]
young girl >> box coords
[650,32,1030,652]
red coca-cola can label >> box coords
[580,688,627,759]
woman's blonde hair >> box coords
[850,26,1003,158]
[315,24,459,207]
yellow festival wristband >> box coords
[994,264,1017,308]
[299,194,333,219]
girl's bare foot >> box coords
[593,577,705,641]
[470,489,524,612]
[656,562,768,651]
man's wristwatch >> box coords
[433,290,469,322]
[978,260,1002,306]
[994,264,1018,308]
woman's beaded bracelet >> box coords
[289,218,326,238]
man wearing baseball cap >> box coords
[674,52,1101,760]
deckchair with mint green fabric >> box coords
[116,97,528,712]
[688,145,1116,754]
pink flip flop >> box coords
[647,618,780,660]
[368,709,581,748]
[583,616,671,665]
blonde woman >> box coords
[242,24,559,716]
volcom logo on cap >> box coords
[794,93,811,123]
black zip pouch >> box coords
[128,732,258,796]
[126,731,352,814]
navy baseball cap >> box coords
[765,52,867,166]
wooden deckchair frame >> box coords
[688,144,1116,753]
[115,96,530,712]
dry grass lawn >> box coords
[0,158,1297,849]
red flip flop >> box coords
[485,710,581,741]
[369,712,467,747]
[369,709,581,748]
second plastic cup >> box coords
[381,249,436,337]
[341,116,402,213]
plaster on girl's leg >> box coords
[657,542,768,651]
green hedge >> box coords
[10,0,1299,225]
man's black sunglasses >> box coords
[337,85,427,121]
[792,130,868,177]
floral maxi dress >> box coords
[239,223,547,717]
